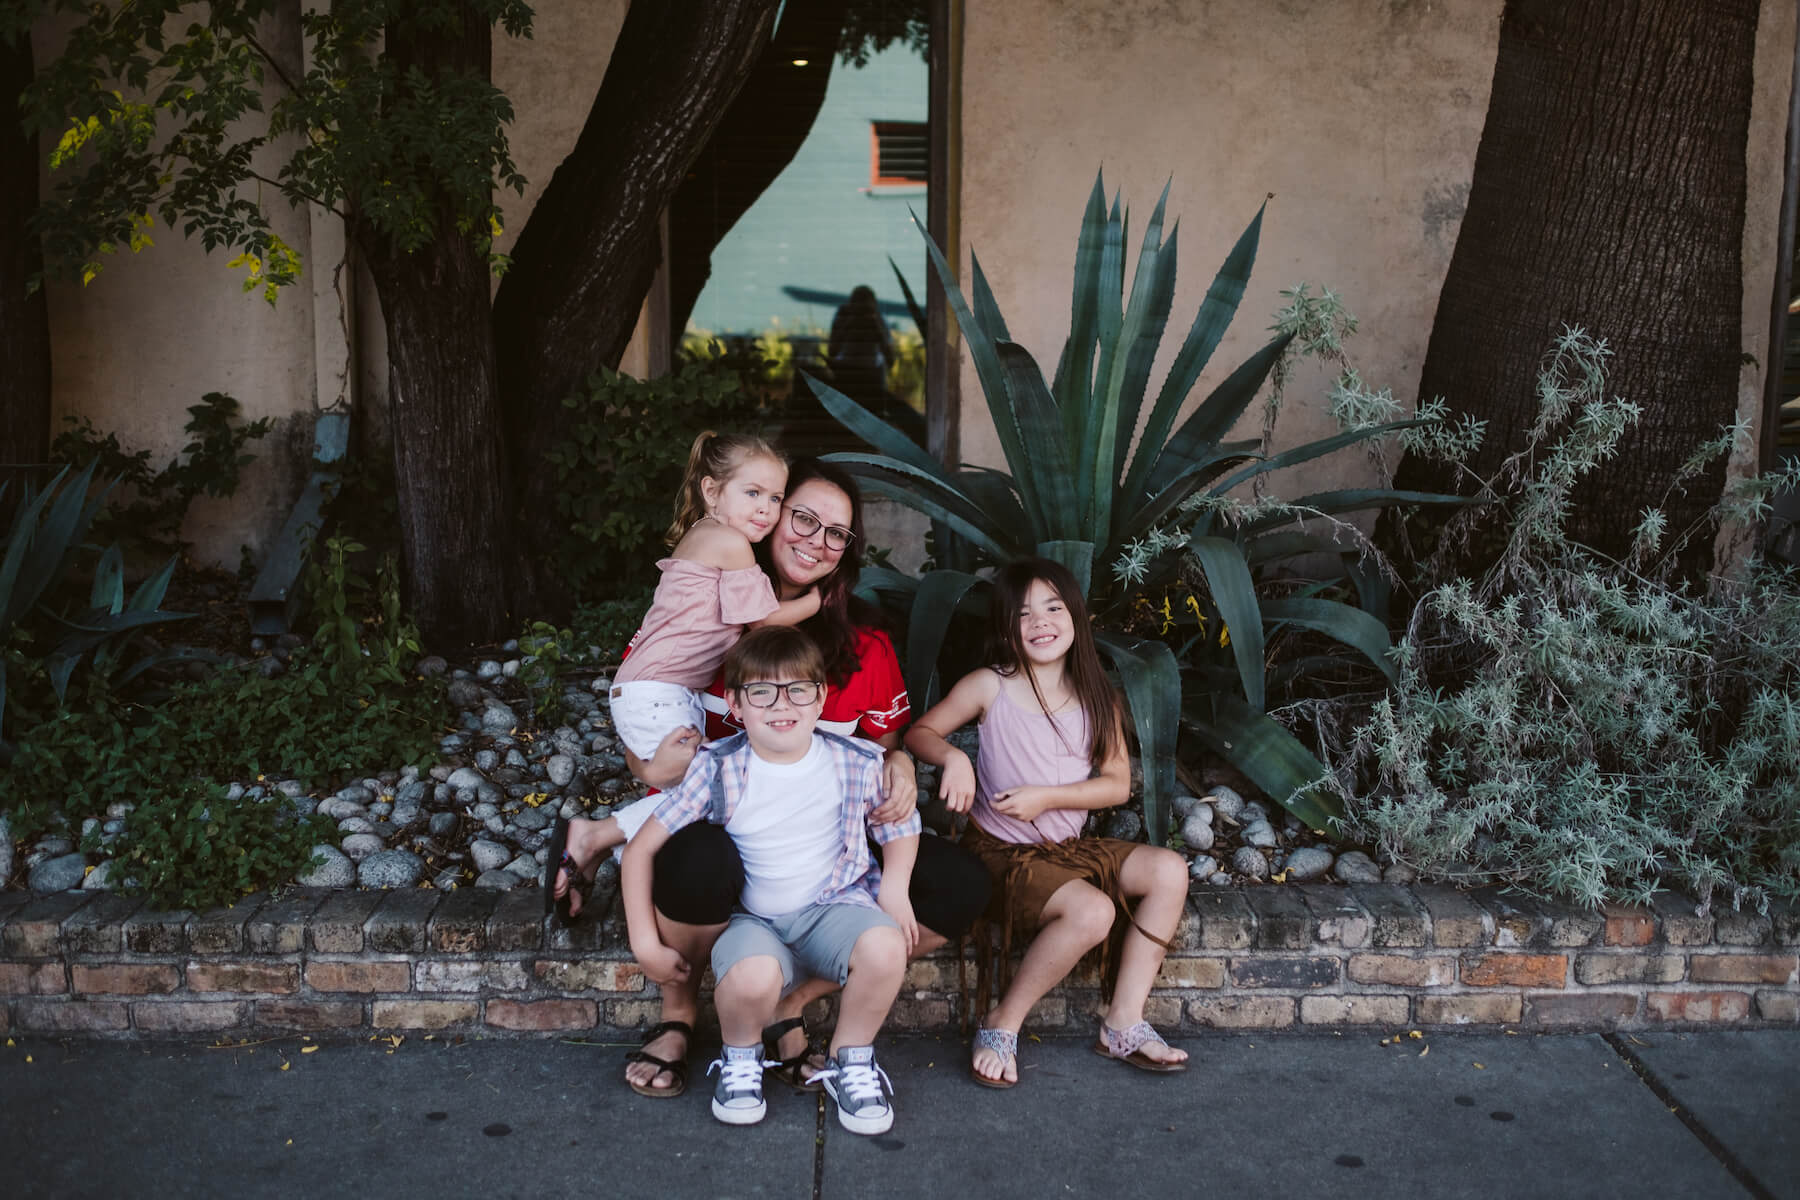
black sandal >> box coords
[624,1020,692,1099]
[543,818,594,926]
[761,1016,824,1091]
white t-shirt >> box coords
[728,738,844,918]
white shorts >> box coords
[608,680,707,762]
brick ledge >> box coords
[1,884,1795,1038]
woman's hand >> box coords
[938,750,976,813]
[991,785,1054,823]
[870,748,918,825]
[878,888,919,955]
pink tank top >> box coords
[613,558,779,689]
[971,682,1091,845]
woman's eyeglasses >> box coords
[737,681,824,708]
[786,506,855,552]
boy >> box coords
[620,626,920,1134]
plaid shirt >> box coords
[650,730,920,910]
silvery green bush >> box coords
[1343,329,1800,911]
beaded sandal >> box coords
[969,1025,1019,1089]
[1092,1020,1188,1074]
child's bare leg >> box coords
[829,924,907,1053]
[772,926,949,1067]
[975,880,1113,1085]
[623,911,727,1091]
[715,956,784,1048]
[554,816,624,918]
[1103,846,1189,1067]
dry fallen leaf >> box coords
[301,1045,318,1055]
[1408,1030,1423,1040]
[280,1061,290,1071]
[25,1055,33,1064]
[1418,1045,1429,1057]
[1474,1062,1485,1069]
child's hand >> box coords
[939,750,976,813]
[656,724,702,775]
[633,940,691,986]
[992,786,1053,823]
[879,888,919,955]
[870,750,918,825]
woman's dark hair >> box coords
[754,457,882,687]
[985,557,1122,772]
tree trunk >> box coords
[1391,0,1759,579]
[667,0,847,334]
[0,29,51,472]
[492,0,780,608]
[360,5,517,647]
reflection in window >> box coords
[671,3,929,457]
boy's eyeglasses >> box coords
[737,680,824,708]
[785,506,856,552]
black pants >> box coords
[652,821,991,939]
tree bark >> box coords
[666,0,846,334]
[492,0,780,604]
[359,5,517,646]
[1391,0,1759,579]
[0,29,51,472]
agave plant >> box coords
[1,461,196,754]
[810,170,1468,841]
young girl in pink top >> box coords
[607,431,821,768]
[905,557,1190,1087]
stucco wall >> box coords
[954,0,1797,530]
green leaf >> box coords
[1260,596,1398,685]
[1096,630,1181,844]
[1123,202,1264,505]
[903,569,988,711]
[1053,172,1110,440]
[1186,693,1343,831]
[90,544,125,613]
[1188,535,1266,712]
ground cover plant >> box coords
[1339,329,1800,911]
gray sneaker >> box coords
[818,1045,894,1135]
[708,1044,768,1125]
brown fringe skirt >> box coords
[958,821,1170,1021]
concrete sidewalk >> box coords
[3,1029,1795,1199]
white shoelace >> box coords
[818,1059,893,1108]
[709,1053,774,1096]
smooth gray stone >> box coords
[396,779,431,807]
[512,807,551,832]
[469,839,511,873]
[546,754,576,786]
[1188,854,1221,879]
[1231,847,1269,880]
[335,784,375,806]
[1242,820,1279,849]
[81,860,120,890]
[28,852,87,894]
[474,749,500,771]
[1286,847,1335,881]
[337,816,377,835]
[316,797,367,821]
[503,854,537,879]
[428,812,461,839]
[340,833,387,862]
[475,659,503,679]
[446,766,489,791]
[416,655,448,676]
[1384,862,1420,884]
[1103,809,1143,842]
[474,869,524,890]
[481,701,518,733]
[1335,850,1383,884]
[297,845,357,887]
[357,848,425,889]
[1207,787,1246,823]
[35,836,75,859]
[1181,812,1216,851]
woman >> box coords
[551,458,991,1097]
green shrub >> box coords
[90,778,336,911]
[51,392,273,556]
[1342,328,1800,911]
[545,362,775,598]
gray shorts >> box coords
[711,901,897,993]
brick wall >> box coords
[1,884,1794,1039]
